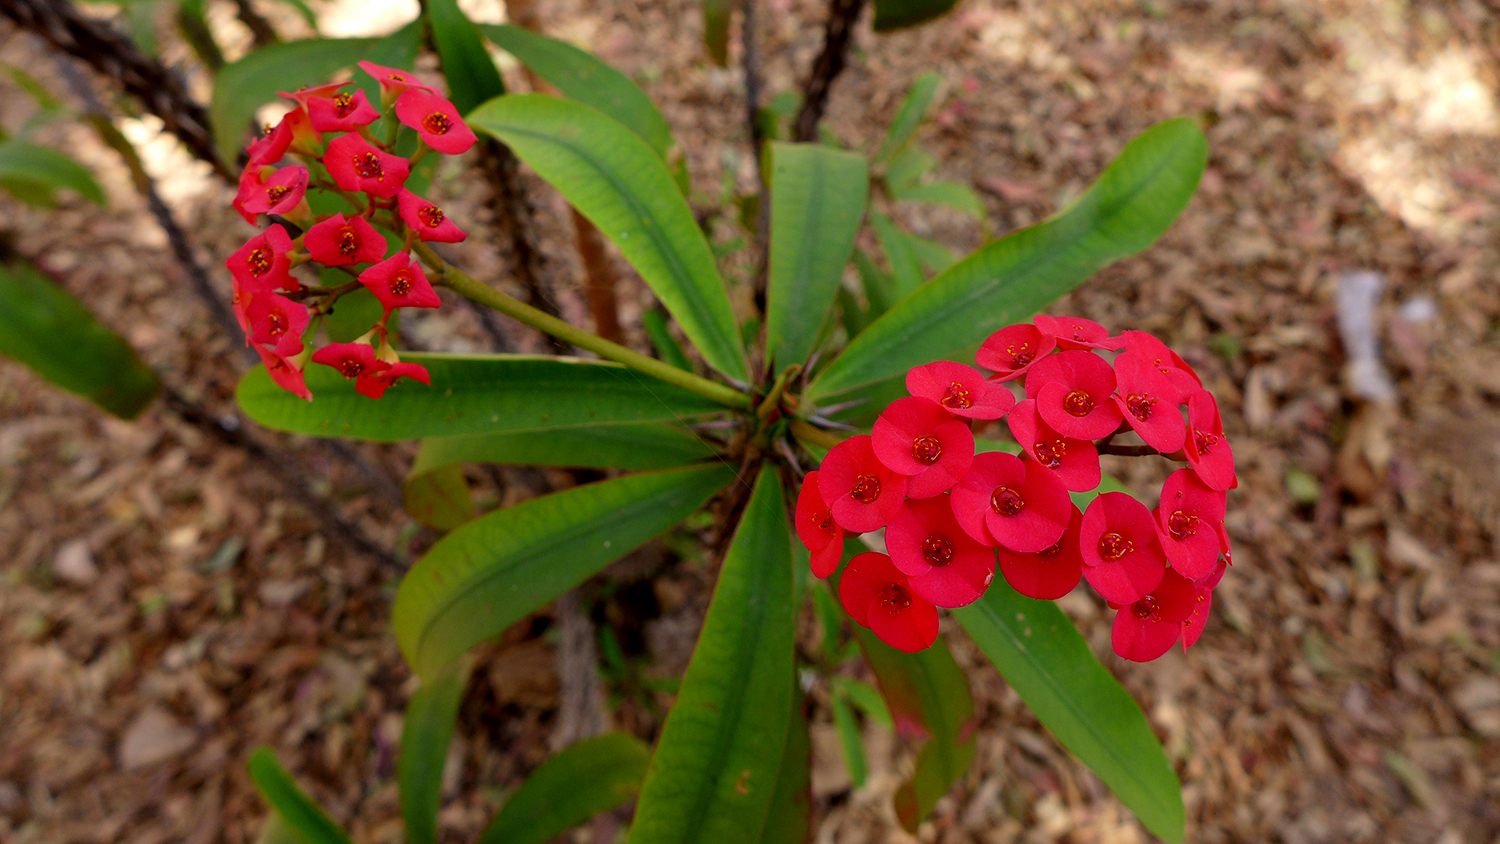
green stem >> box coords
[414,242,751,410]
[789,419,843,450]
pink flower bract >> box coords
[976,323,1056,381]
[1026,350,1124,441]
[395,89,478,155]
[997,503,1084,600]
[1006,399,1100,492]
[397,189,468,243]
[255,345,312,401]
[871,396,974,498]
[950,451,1071,553]
[1112,351,1186,454]
[906,361,1014,420]
[1033,314,1122,351]
[818,435,907,532]
[1155,469,1226,579]
[304,213,387,267]
[358,252,441,313]
[1080,491,1167,604]
[1111,568,1196,662]
[839,552,939,653]
[1186,390,1236,491]
[795,471,844,579]
[324,133,411,199]
[885,496,994,608]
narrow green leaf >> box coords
[756,687,812,844]
[0,259,158,418]
[425,0,505,114]
[467,95,748,382]
[479,24,674,158]
[853,248,898,318]
[831,676,893,729]
[953,579,1185,841]
[831,692,867,788]
[238,354,726,442]
[643,309,694,372]
[322,284,387,342]
[400,657,471,844]
[403,463,475,531]
[411,424,716,477]
[703,0,732,66]
[870,211,924,297]
[628,468,796,844]
[247,747,354,844]
[807,118,1207,404]
[0,141,104,206]
[764,143,867,368]
[883,145,938,192]
[876,73,941,163]
[872,0,960,32]
[906,232,958,275]
[836,285,870,339]
[477,733,651,844]
[890,179,987,221]
[394,465,733,676]
[853,629,977,833]
[812,580,843,658]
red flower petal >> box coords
[304,213,388,267]
[254,345,312,400]
[1006,400,1100,492]
[395,89,478,155]
[1156,469,1227,579]
[356,361,428,399]
[1111,568,1195,662]
[306,89,381,133]
[358,252,442,312]
[838,551,899,628]
[396,189,468,243]
[906,361,1015,420]
[1033,314,1122,350]
[357,61,438,103]
[311,342,382,381]
[1112,352,1186,454]
[1080,492,1166,603]
[1186,390,1236,491]
[810,539,844,580]
[997,504,1084,600]
[950,452,1070,553]
[976,323,1056,381]
[1121,330,1201,396]
[818,436,907,532]
[324,134,411,199]
[1181,561,1224,651]
[246,292,310,357]
[871,396,974,498]
[795,471,840,552]
[886,496,994,608]
[226,225,298,292]
[866,588,940,653]
[1026,350,1123,440]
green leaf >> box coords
[237,354,727,442]
[852,629,977,832]
[764,142,868,369]
[425,0,505,114]
[703,0,732,66]
[756,687,812,844]
[831,676,892,729]
[400,658,471,844]
[953,579,1185,841]
[323,283,387,342]
[353,21,425,108]
[628,468,796,844]
[0,258,158,418]
[872,0,960,31]
[643,309,694,372]
[247,747,354,844]
[853,248,898,318]
[394,465,733,676]
[467,95,749,382]
[974,437,1021,455]
[411,424,717,476]
[476,733,651,844]
[403,463,475,531]
[274,0,320,31]
[877,73,941,163]
[883,145,937,192]
[870,211,924,297]
[905,232,958,275]
[807,118,1207,405]
[890,179,987,221]
[480,24,675,158]
[212,36,382,165]
[0,141,104,206]
[831,692,867,788]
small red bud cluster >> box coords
[225,63,480,400]
[797,316,1236,659]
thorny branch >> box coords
[792,0,867,143]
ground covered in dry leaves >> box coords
[2,0,1499,841]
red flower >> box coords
[235,166,309,221]
[871,396,974,498]
[1155,469,1226,579]
[795,471,845,579]
[1110,568,1196,662]
[1181,559,1226,651]
[839,552,939,653]
[950,451,1071,553]
[996,503,1084,600]
[1121,330,1201,396]
[324,133,411,199]
[1025,350,1124,441]
[255,346,312,401]
[1112,351,1186,454]
[299,88,381,133]
[247,107,319,167]
[976,322,1056,381]
[357,361,430,399]
[396,189,468,243]
[905,361,1014,419]
[885,496,994,608]
[312,342,380,380]
[246,291,310,357]
[357,61,438,106]
[226,225,298,294]
[358,252,442,313]
[1006,399,1100,492]
[1185,390,1236,491]
[395,89,478,155]
[818,435,907,532]
[1033,314,1123,351]
[304,213,387,267]
[1080,492,1166,604]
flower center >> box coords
[1034,439,1066,469]
[1167,509,1198,540]
[1063,390,1094,417]
[265,311,286,337]
[941,382,973,409]
[850,474,881,504]
[354,151,384,180]
[422,112,453,135]
[247,247,272,277]
[337,228,359,256]
[1008,343,1034,368]
[265,185,290,204]
[816,512,835,531]
[1037,537,1064,558]
[1131,595,1160,620]
[922,534,954,566]
[418,205,446,228]
[990,486,1024,517]
[338,359,364,378]
[880,583,912,613]
[1068,324,1088,341]
[1126,393,1156,422]
[912,435,942,465]
[390,271,414,297]
[1195,430,1219,454]
[332,93,356,117]
[1097,531,1133,561]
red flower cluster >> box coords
[797,316,1235,660]
[226,63,480,400]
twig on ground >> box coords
[792,0,867,143]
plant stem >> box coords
[789,419,844,450]
[414,242,751,410]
